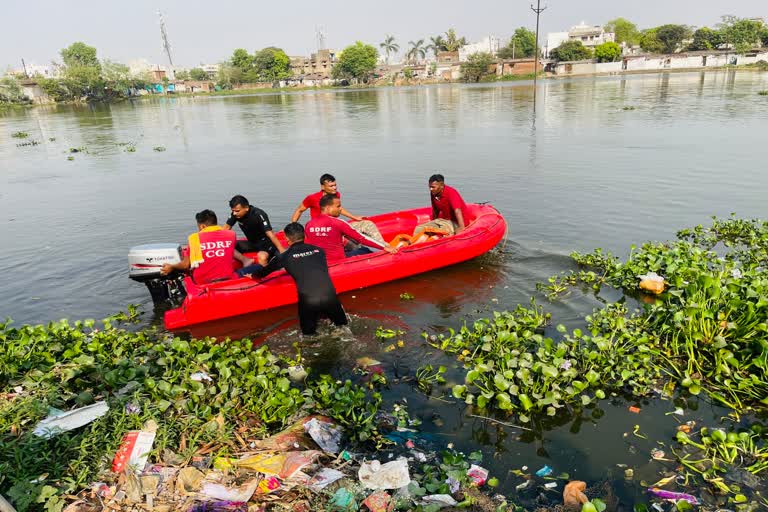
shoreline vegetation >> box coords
[2,216,768,511]
[2,65,767,110]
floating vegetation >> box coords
[11,131,28,138]
[69,147,86,153]
[66,156,74,161]
[153,145,166,152]
[124,144,136,152]
[15,140,40,147]
[0,308,384,509]
[622,106,636,110]
[400,292,415,300]
[758,90,768,96]
[48,137,56,142]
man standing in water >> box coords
[224,195,284,268]
[251,223,348,336]
[414,174,469,237]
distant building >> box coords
[199,64,219,79]
[546,22,615,57]
[289,49,336,78]
[459,36,503,61]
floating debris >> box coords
[153,145,166,152]
[11,131,29,138]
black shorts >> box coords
[298,298,348,335]
[236,240,277,257]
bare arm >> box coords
[161,255,190,275]
[266,230,285,253]
[291,203,308,222]
[454,208,466,234]
[233,250,254,267]
[341,207,363,222]
[340,221,397,254]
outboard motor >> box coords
[128,243,187,306]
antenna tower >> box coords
[158,10,175,80]
[316,25,327,51]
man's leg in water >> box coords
[324,300,348,327]
[298,300,320,335]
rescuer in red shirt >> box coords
[413,174,469,238]
[160,209,253,284]
[305,195,398,262]
[291,173,364,222]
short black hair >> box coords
[319,193,340,209]
[195,209,218,226]
[284,222,305,242]
[229,195,249,208]
[429,174,445,184]
[320,173,336,185]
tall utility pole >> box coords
[21,58,29,78]
[158,10,175,81]
[531,0,547,108]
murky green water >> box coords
[2,70,768,507]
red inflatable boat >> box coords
[129,204,506,330]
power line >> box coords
[531,0,547,111]
[158,10,175,81]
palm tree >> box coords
[407,39,426,64]
[442,28,467,52]
[379,35,399,64]
[427,35,445,58]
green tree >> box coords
[407,39,426,64]
[189,68,208,80]
[718,16,764,53]
[379,35,399,64]
[253,47,291,81]
[332,41,378,82]
[424,36,445,58]
[549,40,593,62]
[498,27,536,59]
[604,18,641,46]
[761,27,768,47]
[639,28,664,53]
[60,42,100,69]
[688,27,723,51]
[175,69,190,80]
[594,41,622,62]
[460,52,494,82]
[216,63,243,88]
[426,36,445,58]
[654,24,691,53]
[231,48,254,73]
[0,76,30,105]
[440,28,467,52]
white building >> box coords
[459,36,504,61]
[546,22,615,57]
[199,64,219,79]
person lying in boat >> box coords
[223,195,284,269]
[160,209,253,284]
[245,222,349,336]
[291,173,362,222]
[413,174,469,238]
[305,194,397,262]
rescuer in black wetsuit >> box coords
[248,222,348,336]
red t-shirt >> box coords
[302,191,341,218]
[192,229,238,284]
[305,214,384,262]
[431,185,468,224]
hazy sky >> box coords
[2,0,765,70]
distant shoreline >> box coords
[2,65,765,110]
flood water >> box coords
[2,70,768,506]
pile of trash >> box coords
[52,411,502,512]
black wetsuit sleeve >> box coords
[256,253,285,278]
[226,214,237,227]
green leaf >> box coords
[675,500,693,512]
[452,385,467,399]
[592,499,607,512]
[496,392,512,410]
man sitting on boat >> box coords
[223,195,285,268]
[160,209,253,284]
[305,195,397,262]
[248,222,349,336]
[413,174,469,240]
[291,173,384,244]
